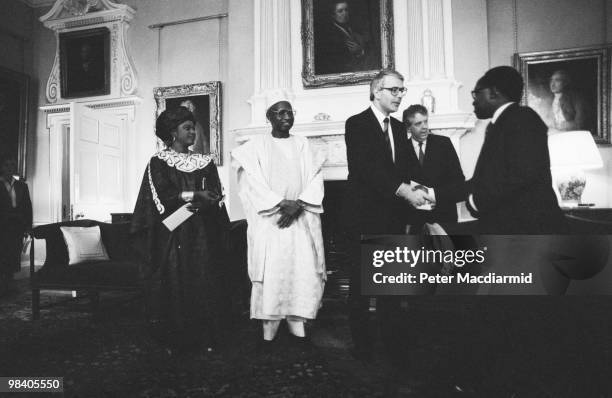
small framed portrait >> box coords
[0,67,30,178]
[154,82,222,164]
[515,46,610,144]
[60,27,110,99]
[302,0,394,88]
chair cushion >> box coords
[60,226,110,265]
[35,261,141,288]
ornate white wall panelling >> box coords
[235,0,474,180]
[40,0,138,104]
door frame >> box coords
[41,99,138,223]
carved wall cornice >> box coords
[17,0,55,8]
[40,0,134,30]
[40,0,138,104]
[40,95,141,112]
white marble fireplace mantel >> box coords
[231,112,476,181]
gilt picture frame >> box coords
[515,46,610,145]
[153,82,222,164]
[60,27,111,99]
[301,0,394,88]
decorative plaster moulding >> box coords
[40,95,142,115]
[40,0,138,104]
[18,0,56,8]
[40,0,135,29]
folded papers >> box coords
[162,204,194,231]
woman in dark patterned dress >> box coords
[131,106,230,353]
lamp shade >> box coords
[548,130,603,170]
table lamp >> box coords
[548,130,603,207]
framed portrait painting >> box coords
[60,27,110,99]
[0,67,30,178]
[154,82,222,164]
[302,0,394,88]
[515,46,610,145]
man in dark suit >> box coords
[434,66,566,234]
[0,155,32,296]
[69,42,105,95]
[315,1,372,74]
[344,69,427,361]
[402,104,465,232]
[427,67,569,395]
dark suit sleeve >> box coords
[471,108,550,213]
[345,116,403,199]
[435,138,465,199]
[21,183,32,228]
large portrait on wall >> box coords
[60,27,110,99]
[154,82,222,164]
[302,0,394,88]
[515,46,610,145]
[0,67,29,178]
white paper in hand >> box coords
[162,204,194,231]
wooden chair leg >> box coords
[32,288,40,320]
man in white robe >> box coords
[231,100,326,342]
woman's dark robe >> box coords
[131,150,230,347]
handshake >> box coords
[396,181,436,208]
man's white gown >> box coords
[232,134,326,320]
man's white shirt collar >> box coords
[370,104,389,126]
[411,138,426,152]
[370,104,395,161]
[491,102,514,124]
[0,175,15,185]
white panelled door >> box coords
[70,103,126,222]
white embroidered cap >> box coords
[266,90,293,111]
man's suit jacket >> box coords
[439,103,565,234]
[344,107,411,234]
[0,179,32,230]
[406,134,464,227]
[316,21,369,74]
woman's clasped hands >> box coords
[187,190,222,213]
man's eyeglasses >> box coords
[269,110,297,118]
[380,87,407,96]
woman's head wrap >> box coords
[155,106,196,145]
